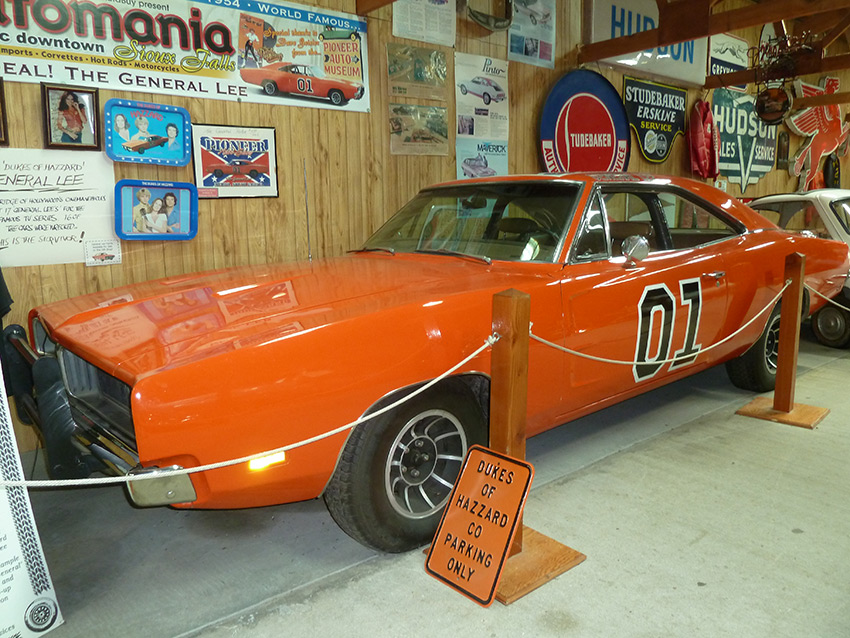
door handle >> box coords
[702,271,726,286]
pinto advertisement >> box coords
[0,0,370,112]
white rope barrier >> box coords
[805,283,850,314]
[530,283,789,366]
[1,333,500,489]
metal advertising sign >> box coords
[708,33,748,91]
[425,446,533,607]
[539,69,630,173]
[589,0,707,85]
[0,0,370,112]
[622,76,686,163]
[712,88,777,193]
[786,77,850,192]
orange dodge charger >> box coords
[6,174,849,552]
[239,63,364,106]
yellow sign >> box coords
[425,445,533,607]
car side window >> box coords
[571,193,608,262]
[657,191,739,249]
[784,204,830,238]
[602,192,659,255]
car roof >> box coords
[750,189,850,205]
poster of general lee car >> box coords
[192,124,278,198]
[104,99,192,166]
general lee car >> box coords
[239,63,364,106]
[748,189,850,348]
[6,174,849,553]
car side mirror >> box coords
[622,235,650,268]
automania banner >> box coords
[0,0,370,112]
[622,76,685,164]
[713,88,777,193]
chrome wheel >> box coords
[385,409,467,519]
[764,312,781,372]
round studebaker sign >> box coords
[539,69,630,173]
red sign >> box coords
[425,446,533,607]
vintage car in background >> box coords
[749,189,850,347]
[6,174,849,553]
[206,158,270,180]
[458,76,506,105]
[461,154,497,178]
[122,136,168,154]
[239,63,364,106]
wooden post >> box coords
[488,289,586,605]
[490,289,530,555]
[774,253,804,413]
[736,252,829,429]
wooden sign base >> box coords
[495,526,586,605]
[736,396,829,430]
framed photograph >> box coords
[104,99,191,166]
[192,124,278,199]
[41,83,100,150]
[0,79,8,147]
[114,179,198,241]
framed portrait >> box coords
[41,83,100,150]
[114,179,198,241]
[0,79,8,147]
[104,99,192,166]
[192,124,278,199]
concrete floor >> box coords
[24,329,850,638]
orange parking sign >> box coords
[425,445,534,607]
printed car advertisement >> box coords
[456,138,507,180]
[455,53,509,142]
[0,0,370,112]
[192,125,278,197]
[508,0,555,69]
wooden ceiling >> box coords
[357,0,850,93]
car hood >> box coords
[37,254,554,381]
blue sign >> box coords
[104,99,192,166]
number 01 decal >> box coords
[634,279,703,382]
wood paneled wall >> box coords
[3,0,848,451]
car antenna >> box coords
[303,159,312,262]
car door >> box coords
[555,184,740,419]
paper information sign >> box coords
[425,446,533,607]
[0,366,63,636]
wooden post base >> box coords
[495,526,586,605]
[736,396,829,430]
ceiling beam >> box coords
[578,0,850,65]
[356,0,393,15]
[817,12,850,50]
[793,91,850,108]
[704,51,850,89]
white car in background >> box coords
[749,190,850,348]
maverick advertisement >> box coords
[0,0,370,112]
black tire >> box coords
[725,304,781,392]
[811,304,850,348]
[460,85,468,95]
[483,93,491,105]
[329,89,345,106]
[323,379,487,552]
[213,169,224,178]
[262,80,277,96]
[249,169,259,179]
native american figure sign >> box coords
[787,77,850,191]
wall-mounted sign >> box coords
[623,76,686,163]
[114,179,198,240]
[713,88,777,193]
[104,99,191,166]
[539,69,630,173]
[589,0,707,85]
[192,124,279,198]
[787,77,850,192]
[708,33,749,91]
[0,0,370,112]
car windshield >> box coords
[362,182,580,262]
[829,197,850,233]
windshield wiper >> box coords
[414,248,492,265]
[349,246,396,255]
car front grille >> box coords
[59,349,137,448]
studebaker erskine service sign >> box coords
[539,69,630,173]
